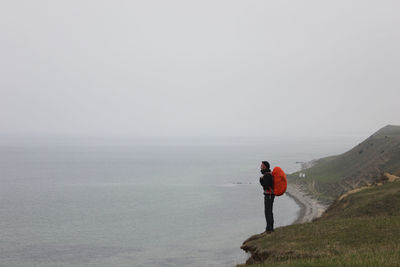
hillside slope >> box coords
[289,125,400,202]
[239,180,400,266]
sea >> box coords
[0,135,364,266]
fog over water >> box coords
[1,0,399,138]
[1,1,399,266]
[0,135,362,266]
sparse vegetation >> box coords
[239,181,400,266]
[288,125,400,202]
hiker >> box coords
[260,161,274,233]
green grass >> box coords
[288,125,400,201]
[320,180,400,220]
[238,181,400,266]
[240,126,400,266]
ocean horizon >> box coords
[0,135,364,266]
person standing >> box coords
[259,161,274,233]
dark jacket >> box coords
[260,172,274,194]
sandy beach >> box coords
[286,183,328,224]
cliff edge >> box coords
[239,125,400,266]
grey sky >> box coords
[1,0,399,138]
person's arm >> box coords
[260,176,266,188]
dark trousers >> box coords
[264,194,275,231]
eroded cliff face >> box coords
[240,232,271,265]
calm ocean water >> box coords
[0,135,363,266]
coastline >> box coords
[286,183,328,224]
[239,183,328,265]
[240,183,327,246]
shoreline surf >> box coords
[286,183,328,224]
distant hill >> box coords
[289,125,400,202]
[239,180,400,266]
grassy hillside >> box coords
[320,175,400,220]
[289,125,400,202]
[239,180,400,266]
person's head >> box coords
[261,161,271,173]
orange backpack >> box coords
[272,166,287,196]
